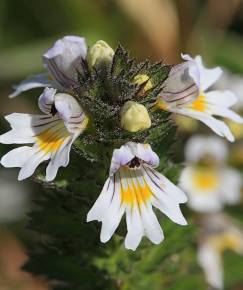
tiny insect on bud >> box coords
[120,101,151,132]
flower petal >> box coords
[9,73,52,98]
[100,174,125,243]
[87,176,116,222]
[54,93,88,135]
[184,135,228,163]
[205,90,243,123]
[38,87,56,114]
[5,113,58,129]
[125,205,144,250]
[18,149,51,181]
[198,243,223,289]
[109,144,134,176]
[220,168,242,205]
[140,203,164,245]
[0,113,61,145]
[54,93,79,122]
[182,54,222,91]
[1,146,35,167]
[43,35,87,88]
[45,135,74,181]
[143,166,187,224]
[171,108,235,142]
[205,90,238,107]
[133,143,159,168]
[160,61,199,106]
[0,129,35,144]
[144,166,187,203]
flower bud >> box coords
[120,101,151,132]
[134,74,153,92]
[88,40,114,67]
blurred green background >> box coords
[1,0,243,289]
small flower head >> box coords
[0,88,88,181]
[120,101,151,132]
[88,40,114,67]
[133,74,153,92]
[198,214,243,289]
[179,136,242,213]
[87,142,187,250]
[157,54,243,142]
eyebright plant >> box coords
[0,34,242,289]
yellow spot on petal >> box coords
[35,122,70,154]
[189,94,207,112]
[120,168,153,206]
[192,167,219,192]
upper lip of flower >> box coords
[160,61,199,106]
[43,35,88,89]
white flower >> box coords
[158,54,243,142]
[10,35,87,98]
[179,136,242,213]
[0,88,88,181]
[198,213,243,289]
[87,142,187,250]
[184,135,228,163]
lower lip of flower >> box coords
[119,167,153,206]
[35,122,69,154]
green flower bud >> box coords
[134,74,153,92]
[120,101,151,132]
[88,40,114,67]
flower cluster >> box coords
[179,135,243,289]
[1,35,242,250]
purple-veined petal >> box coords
[9,73,52,98]
[182,54,222,91]
[160,61,199,106]
[43,35,87,88]
[38,87,56,114]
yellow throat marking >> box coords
[35,122,70,154]
[119,168,153,206]
[192,168,219,192]
[188,94,207,112]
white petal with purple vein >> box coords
[9,73,52,98]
